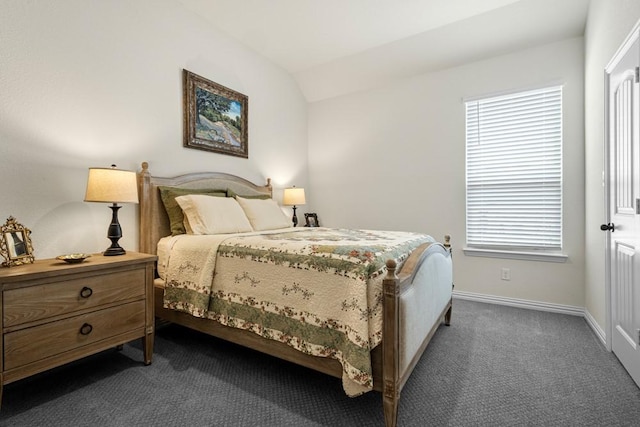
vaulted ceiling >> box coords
[177,0,590,101]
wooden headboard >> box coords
[137,162,272,255]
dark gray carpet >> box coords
[1,299,639,426]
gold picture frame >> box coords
[0,216,35,267]
[183,69,249,158]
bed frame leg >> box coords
[443,235,453,328]
[383,384,399,427]
[444,302,452,326]
[382,260,401,427]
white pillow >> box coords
[175,194,253,234]
[235,196,292,231]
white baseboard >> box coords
[453,290,584,316]
[584,309,607,347]
[453,291,608,346]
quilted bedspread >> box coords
[162,227,434,396]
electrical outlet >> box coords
[501,268,511,281]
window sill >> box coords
[463,247,568,263]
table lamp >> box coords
[283,186,306,227]
[84,164,139,256]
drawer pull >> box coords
[79,286,93,298]
[79,323,93,335]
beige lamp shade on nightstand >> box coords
[84,165,138,256]
[283,187,306,206]
[283,187,305,227]
[84,167,139,204]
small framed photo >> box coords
[183,69,249,158]
[0,216,35,267]
[304,213,319,227]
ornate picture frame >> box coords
[0,216,35,267]
[304,213,319,227]
[183,69,249,158]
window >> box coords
[465,86,562,252]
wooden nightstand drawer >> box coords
[4,300,145,370]
[3,268,145,327]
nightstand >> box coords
[0,251,156,405]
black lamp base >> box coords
[103,204,126,256]
[291,205,298,227]
[103,245,126,256]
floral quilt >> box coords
[162,227,434,396]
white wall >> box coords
[308,37,585,308]
[584,1,640,331]
[0,0,307,259]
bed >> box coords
[137,162,453,426]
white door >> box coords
[605,23,640,388]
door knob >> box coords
[600,223,615,232]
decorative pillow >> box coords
[226,188,271,200]
[175,194,253,234]
[235,196,292,231]
[159,186,226,235]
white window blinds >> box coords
[465,86,562,250]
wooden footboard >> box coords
[382,237,453,427]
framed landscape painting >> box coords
[183,69,248,158]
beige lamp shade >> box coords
[84,167,139,204]
[283,187,306,206]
